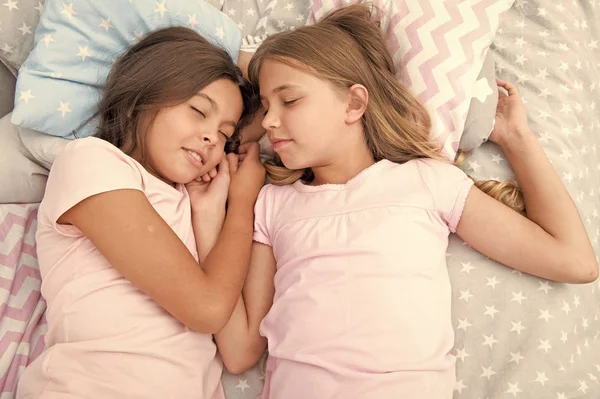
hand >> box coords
[489,79,531,147]
[228,142,265,204]
[186,154,230,215]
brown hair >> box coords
[97,27,259,156]
[249,3,524,212]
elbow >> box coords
[222,339,266,375]
[187,304,233,335]
[564,254,599,284]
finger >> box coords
[238,152,247,162]
[209,168,218,178]
[496,78,519,96]
[202,173,211,182]
[227,153,239,174]
[241,142,260,161]
[218,152,230,175]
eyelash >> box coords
[192,107,231,140]
[263,99,298,115]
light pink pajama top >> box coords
[253,158,474,399]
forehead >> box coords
[259,59,320,92]
[197,79,243,118]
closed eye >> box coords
[191,107,205,118]
[283,99,298,106]
[219,131,230,140]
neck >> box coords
[310,139,375,186]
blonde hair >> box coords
[249,3,524,213]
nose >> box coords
[201,128,220,146]
[262,107,280,131]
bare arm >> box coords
[215,242,276,374]
[60,189,255,334]
[456,80,597,283]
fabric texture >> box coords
[253,159,473,399]
[16,137,225,399]
[0,0,44,75]
[459,50,497,152]
[11,0,242,139]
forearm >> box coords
[215,296,266,374]
[193,208,225,263]
[501,129,593,253]
[201,200,255,324]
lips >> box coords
[270,138,293,150]
[183,148,205,168]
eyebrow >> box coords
[194,93,237,129]
[260,84,301,100]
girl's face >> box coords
[138,78,243,185]
[259,60,351,170]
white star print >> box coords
[277,20,286,29]
[155,1,168,17]
[77,46,92,61]
[510,321,526,335]
[535,371,548,386]
[3,0,18,11]
[516,19,527,29]
[19,90,35,104]
[1,43,14,55]
[215,26,225,39]
[562,300,572,315]
[538,281,554,294]
[41,34,55,47]
[539,309,554,322]
[236,379,250,392]
[515,54,527,65]
[187,14,198,27]
[459,289,473,302]
[34,1,44,13]
[455,347,470,362]
[480,366,496,380]
[573,295,580,307]
[247,8,256,16]
[484,305,499,318]
[468,160,480,172]
[578,380,589,394]
[506,382,522,397]
[539,87,551,99]
[472,78,493,103]
[18,22,32,36]
[560,331,568,343]
[237,22,244,30]
[482,334,498,348]
[485,277,500,289]
[559,43,569,51]
[537,7,547,16]
[454,379,467,394]
[511,291,526,304]
[536,68,549,81]
[285,2,294,11]
[537,50,548,57]
[539,132,552,143]
[588,40,599,49]
[588,373,598,383]
[538,339,552,354]
[457,318,472,331]
[57,101,72,117]
[227,8,236,16]
[100,18,113,32]
[515,37,526,47]
[460,262,475,275]
[562,172,573,184]
[557,393,567,399]
[509,352,524,364]
[61,2,77,20]
[490,153,504,164]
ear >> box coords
[345,84,368,124]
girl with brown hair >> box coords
[214,4,598,398]
[17,27,264,398]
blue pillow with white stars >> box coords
[12,0,242,139]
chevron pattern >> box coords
[309,0,515,159]
[0,204,47,397]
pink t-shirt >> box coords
[17,137,225,399]
[254,159,473,399]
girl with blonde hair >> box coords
[214,4,598,398]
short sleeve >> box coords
[416,159,474,233]
[41,138,144,235]
[253,185,273,246]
